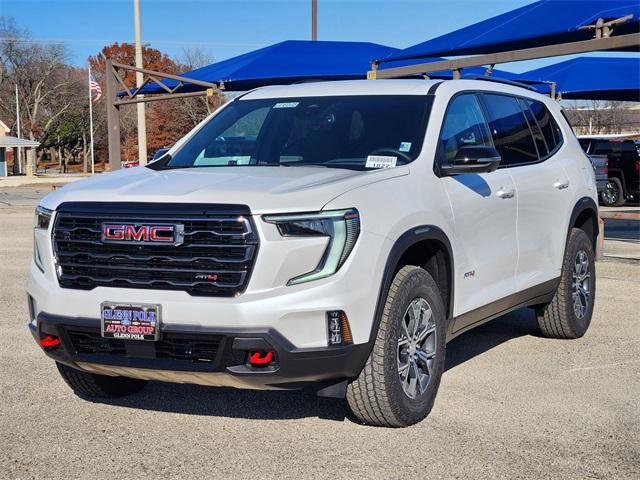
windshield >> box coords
[160,95,432,171]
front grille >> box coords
[66,328,224,364]
[52,202,259,296]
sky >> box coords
[1,0,636,74]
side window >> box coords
[518,98,548,157]
[527,99,563,155]
[439,94,493,164]
[483,93,539,166]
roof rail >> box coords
[457,74,541,92]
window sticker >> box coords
[399,142,412,152]
[273,102,299,109]
[365,155,397,169]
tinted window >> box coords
[593,141,613,155]
[483,94,539,166]
[527,99,563,154]
[594,140,638,157]
[439,94,493,163]
[166,95,431,170]
[518,98,547,157]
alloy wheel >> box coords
[572,250,591,319]
[397,297,437,399]
[603,181,619,205]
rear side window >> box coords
[482,93,539,166]
[518,98,548,157]
[438,93,493,163]
[527,99,563,155]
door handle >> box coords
[554,180,570,190]
[496,188,515,199]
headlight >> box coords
[33,206,53,273]
[263,209,360,285]
[34,206,53,230]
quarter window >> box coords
[483,93,539,166]
[438,94,493,164]
[526,99,563,154]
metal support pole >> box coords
[311,0,317,40]
[15,84,21,172]
[105,59,122,170]
[134,0,148,165]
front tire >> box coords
[56,362,148,398]
[347,266,446,427]
[536,228,596,339]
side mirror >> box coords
[440,145,501,175]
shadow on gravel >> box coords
[445,307,540,372]
[89,308,540,422]
[89,381,350,422]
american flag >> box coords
[89,77,102,103]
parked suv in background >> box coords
[578,137,640,207]
[29,79,598,427]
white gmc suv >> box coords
[28,79,598,427]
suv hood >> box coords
[41,165,409,214]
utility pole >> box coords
[133,0,147,165]
[15,84,22,173]
[311,0,317,40]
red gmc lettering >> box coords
[149,226,174,242]
[103,224,125,240]
[103,224,174,242]
[124,225,149,241]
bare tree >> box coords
[176,47,224,127]
[0,16,76,146]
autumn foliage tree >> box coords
[0,18,222,172]
[88,42,221,163]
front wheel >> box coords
[346,265,447,427]
[536,228,596,339]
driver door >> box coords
[437,93,518,328]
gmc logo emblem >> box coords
[102,224,184,246]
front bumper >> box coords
[31,313,371,391]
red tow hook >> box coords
[248,351,275,366]
[39,334,61,348]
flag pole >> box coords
[88,63,95,175]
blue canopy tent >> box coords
[137,40,404,94]
[136,40,519,95]
[520,57,640,101]
[380,0,640,64]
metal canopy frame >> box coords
[368,32,640,81]
[369,12,640,83]
[105,59,219,170]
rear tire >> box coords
[536,228,596,339]
[600,177,625,207]
[347,265,446,427]
[56,362,148,398]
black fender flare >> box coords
[568,196,599,247]
[367,225,455,347]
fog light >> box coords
[39,334,61,348]
[328,311,352,346]
[248,351,275,366]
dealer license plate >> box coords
[101,302,161,341]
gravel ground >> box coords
[1,198,639,480]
